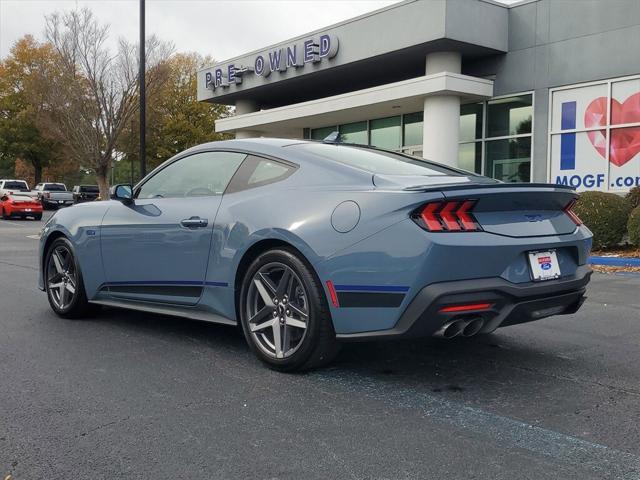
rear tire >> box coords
[44,237,100,319]
[34,214,42,221]
[239,248,339,372]
[1,208,9,219]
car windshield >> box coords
[287,143,469,176]
[3,181,28,190]
[45,184,66,191]
[80,186,99,193]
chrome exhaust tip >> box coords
[433,320,465,339]
[461,318,484,337]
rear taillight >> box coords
[564,199,583,226]
[45,192,51,198]
[413,200,481,232]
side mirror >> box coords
[110,184,133,204]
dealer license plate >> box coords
[528,250,560,281]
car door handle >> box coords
[180,217,208,228]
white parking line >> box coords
[0,220,26,227]
[26,235,40,240]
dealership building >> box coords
[198,0,640,192]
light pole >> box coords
[139,0,146,180]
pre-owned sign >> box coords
[204,34,339,92]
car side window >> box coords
[136,151,247,199]
[226,155,296,193]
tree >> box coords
[0,36,63,185]
[117,53,231,174]
[44,8,172,198]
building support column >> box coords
[234,99,260,139]
[422,52,461,167]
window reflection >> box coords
[486,137,531,182]
[403,112,423,147]
[486,95,532,137]
[370,116,401,150]
[339,121,368,145]
[460,103,483,142]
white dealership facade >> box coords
[198,0,640,192]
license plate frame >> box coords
[528,250,561,282]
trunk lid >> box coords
[374,175,579,238]
[439,184,578,237]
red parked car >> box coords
[1,193,43,220]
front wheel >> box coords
[239,248,339,372]
[45,237,99,318]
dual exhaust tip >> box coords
[433,317,485,339]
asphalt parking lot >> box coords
[1,211,640,479]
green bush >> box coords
[573,191,631,249]
[625,186,640,210]
[628,206,640,247]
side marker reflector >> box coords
[326,280,339,308]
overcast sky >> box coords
[0,0,409,61]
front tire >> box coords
[239,248,339,372]
[44,237,99,319]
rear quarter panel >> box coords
[205,165,445,321]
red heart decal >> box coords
[585,93,640,167]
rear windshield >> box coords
[3,181,28,190]
[287,143,467,176]
[80,186,99,193]
[45,184,66,191]
[11,194,33,200]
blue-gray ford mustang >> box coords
[38,138,592,371]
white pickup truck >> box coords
[33,183,74,209]
[0,179,32,196]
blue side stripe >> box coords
[103,280,228,287]
[333,284,410,293]
[560,101,576,171]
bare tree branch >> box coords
[44,7,173,197]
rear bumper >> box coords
[42,199,73,207]
[336,265,591,341]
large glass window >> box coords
[458,142,482,174]
[459,103,483,142]
[458,93,533,180]
[310,126,337,141]
[486,137,531,182]
[403,112,423,147]
[339,121,368,145]
[549,76,640,192]
[370,116,401,150]
[486,95,532,137]
[137,151,246,198]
